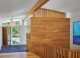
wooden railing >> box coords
[43,43,80,58]
[70,50,80,58]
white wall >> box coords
[70,10,80,49]
[0,20,2,50]
[20,21,26,45]
[65,12,70,18]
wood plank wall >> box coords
[29,17,70,58]
[33,8,65,18]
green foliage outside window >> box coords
[12,27,20,38]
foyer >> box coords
[0,0,80,58]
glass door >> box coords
[2,19,22,46]
[11,27,20,45]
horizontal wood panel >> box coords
[30,17,70,47]
[29,17,70,58]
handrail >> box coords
[43,43,80,58]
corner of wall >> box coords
[65,12,71,18]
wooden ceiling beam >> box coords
[24,0,49,19]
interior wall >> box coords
[30,17,70,58]
[20,21,26,45]
[70,10,80,49]
[65,12,70,18]
[31,17,70,48]
[0,20,2,50]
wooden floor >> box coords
[0,52,27,58]
[0,52,40,58]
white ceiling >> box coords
[42,0,80,13]
[0,0,38,19]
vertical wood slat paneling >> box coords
[29,39,80,58]
[30,9,80,58]
[75,51,78,58]
[44,43,80,58]
[71,50,80,58]
[44,43,69,58]
[33,8,65,18]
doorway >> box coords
[8,27,21,46]
[2,27,8,47]
[1,19,27,53]
[2,19,22,47]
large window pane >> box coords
[11,27,20,45]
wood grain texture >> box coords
[24,0,49,19]
[28,17,70,58]
[28,52,40,58]
[33,8,65,18]
[31,17,70,48]
[44,44,80,58]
